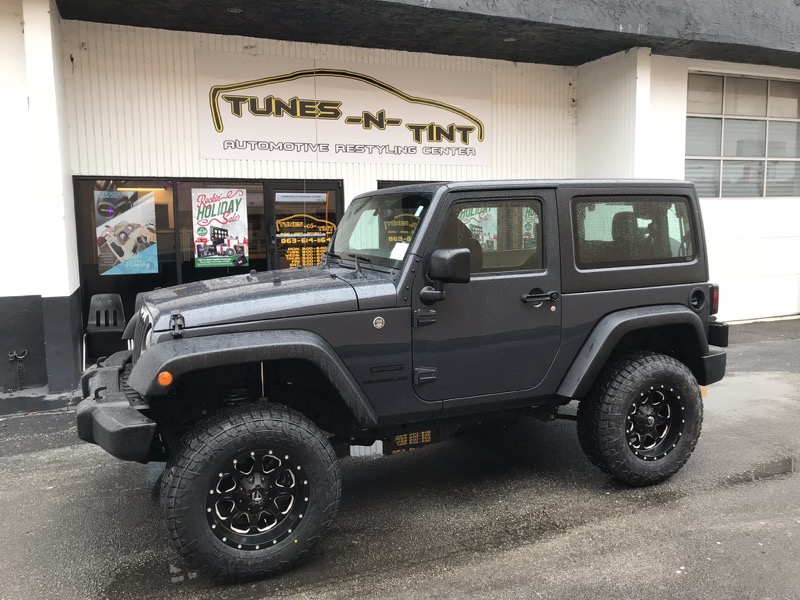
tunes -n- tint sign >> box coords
[197,51,491,165]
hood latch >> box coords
[170,311,185,339]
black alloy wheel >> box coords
[207,449,309,551]
[626,385,684,460]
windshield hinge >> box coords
[169,311,185,339]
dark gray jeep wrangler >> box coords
[76,180,728,582]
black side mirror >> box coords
[429,248,471,283]
[420,248,471,304]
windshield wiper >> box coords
[324,250,342,262]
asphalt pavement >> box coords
[0,319,798,599]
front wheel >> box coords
[160,403,341,582]
[577,352,703,487]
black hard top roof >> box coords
[360,179,694,198]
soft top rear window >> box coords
[573,196,695,269]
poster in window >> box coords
[192,188,249,268]
[95,191,159,276]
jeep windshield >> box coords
[329,192,432,268]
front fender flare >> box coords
[557,305,709,399]
[127,330,378,427]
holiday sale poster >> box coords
[192,188,249,268]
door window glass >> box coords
[436,200,543,273]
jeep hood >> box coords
[143,266,389,332]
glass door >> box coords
[265,180,344,270]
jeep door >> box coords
[410,188,561,411]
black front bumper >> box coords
[75,350,157,463]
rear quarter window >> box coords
[573,196,695,269]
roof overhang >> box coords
[54,0,800,68]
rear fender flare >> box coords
[127,329,378,427]
[557,305,708,399]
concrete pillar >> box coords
[0,0,81,392]
[576,47,653,178]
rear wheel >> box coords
[577,352,703,486]
[161,403,341,582]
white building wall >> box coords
[0,0,77,299]
[0,2,28,298]
[61,21,577,201]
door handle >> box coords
[521,290,559,304]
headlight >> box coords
[138,304,154,350]
[143,325,153,349]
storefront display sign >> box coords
[197,52,491,166]
[95,191,159,276]
[192,188,249,268]
[275,214,336,268]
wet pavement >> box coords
[0,319,798,599]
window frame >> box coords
[685,73,800,198]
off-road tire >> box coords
[577,352,703,487]
[160,403,341,583]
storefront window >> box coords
[74,179,176,322]
[75,178,344,339]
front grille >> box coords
[120,363,143,403]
